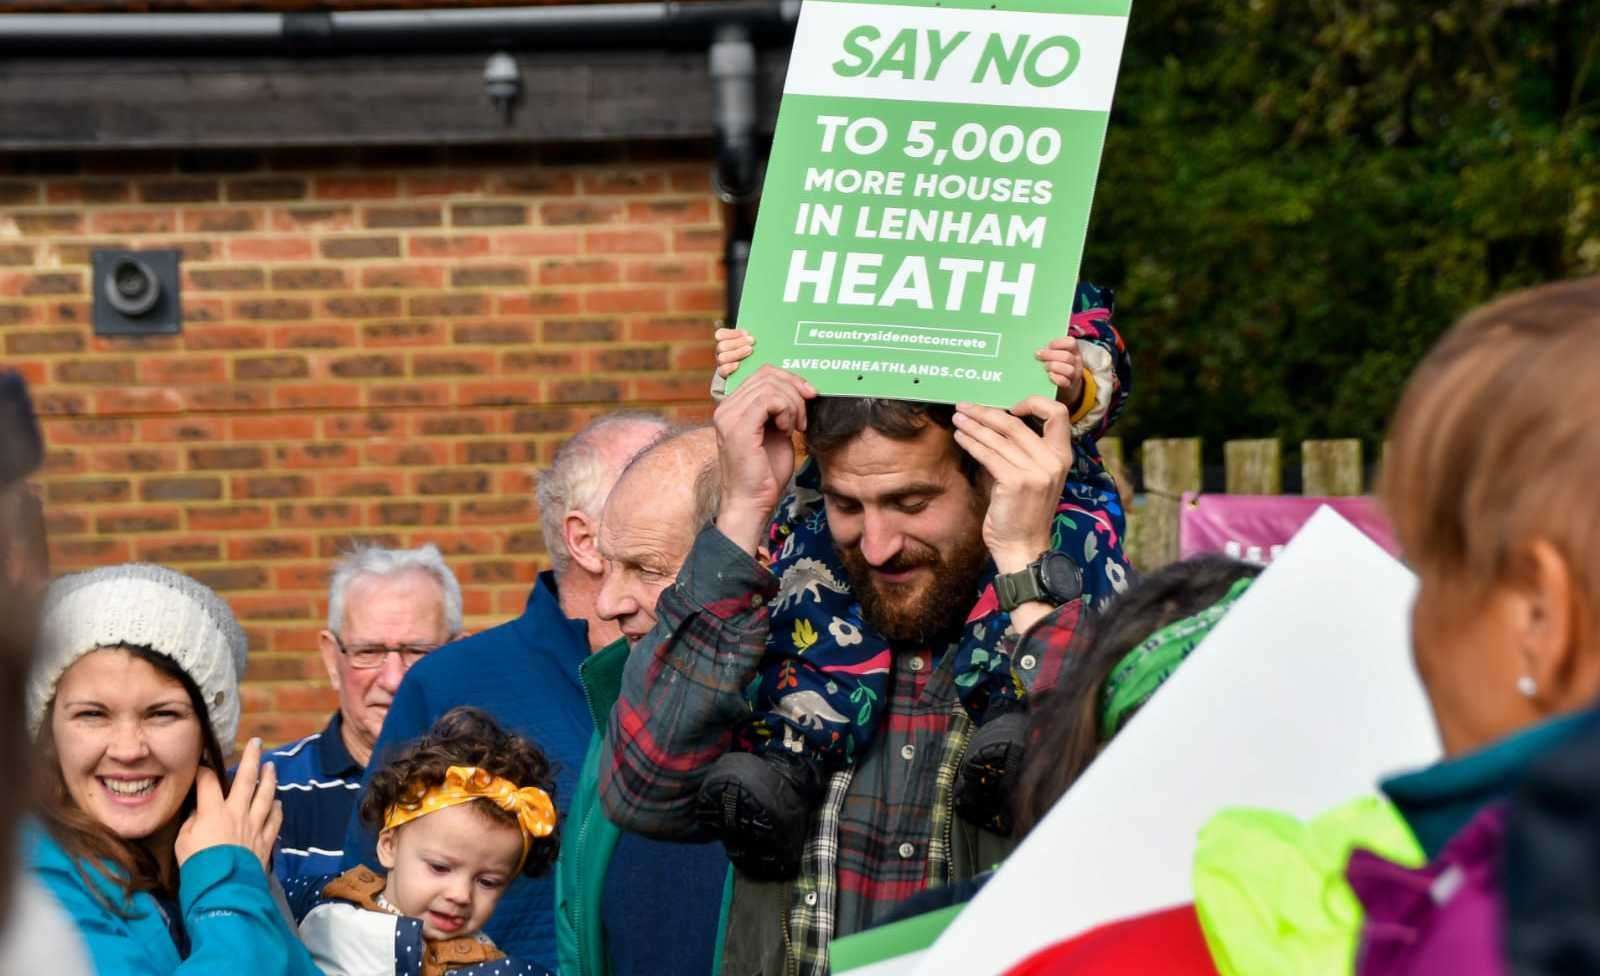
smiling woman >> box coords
[23,563,321,976]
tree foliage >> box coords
[1086,0,1600,448]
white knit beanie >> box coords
[28,563,249,748]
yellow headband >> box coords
[384,765,556,868]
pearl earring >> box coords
[1517,674,1538,698]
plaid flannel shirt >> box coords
[600,527,1083,976]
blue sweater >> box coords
[341,572,594,971]
[27,824,320,976]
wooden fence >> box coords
[1097,437,1369,571]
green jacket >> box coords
[554,639,730,976]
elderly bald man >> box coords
[555,426,729,976]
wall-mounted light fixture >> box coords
[92,249,181,336]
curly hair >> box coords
[359,706,560,879]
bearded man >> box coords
[600,366,1102,976]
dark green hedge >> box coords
[1085,0,1599,450]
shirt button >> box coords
[751,594,764,608]
[805,892,818,906]
[909,656,925,672]
[900,744,915,761]
[1019,654,1038,671]
[898,842,915,859]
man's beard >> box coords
[838,531,991,645]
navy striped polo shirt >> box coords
[267,712,363,885]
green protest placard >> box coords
[728,0,1132,406]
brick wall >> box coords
[0,143,725,747]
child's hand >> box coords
[715,327,756,380]
[1035,336,1086,405]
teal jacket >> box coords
[26,823,320,976]
[555,639,728,976]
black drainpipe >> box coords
[709,23,763,325]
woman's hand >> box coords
[715,327,756,380]
[175,737,282,872]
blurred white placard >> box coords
[917,506,1442,975]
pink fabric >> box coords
[1179,493,1397,564]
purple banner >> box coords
[1179,493,1398,564]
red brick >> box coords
[136,536,223,563]
[500,349,580,374]
[585,228,668,254]
[540,201,622,226]
[500,291,580,316]
[370,500,452,527]
[139,356,227,385]
[672,285,724,314]
[275,500,361,529]
[270,205,356,232]
[227,237,315,262]
[274,384,362,410]
[674,227,724,253]
[184,325,268,351]
[414,351,496,377]
[360,320,444,347]
[230,415,317,440]
[361,265,445,289]
[323,412,404,438]
[95,506,181,533]
[363,441,451,466]
[51,537,133,567]
[492,231,582,257]
[315,176,399,199]
[321,471,406,498]
[231,592,317,620]
[46,181,129,205]
[539,258,620,286]
[367,383,451,408]
[92,447,179,474]
[138,417,223,443]
[584,288,669,315]
[456,381,543,407]
[581,170,667,195]
[409,235,491,259]
[186,504,272,531]
[275,684,338,713]
[273,443,357,469]
[406,173,485,197]
[232,473,315,499]
[89,210,173,234]
[274,323,358,350]
[627,199,713,224]
[188,267,266,291]
[625,259,711,284]
[630,315,717,342]
[186,385,272,411]
[633,375,711,401]
[46,417,134,444]
[47,478,132,504]
[182,208,260,233]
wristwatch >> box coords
[995,551,1083,612]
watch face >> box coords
[1039,552,1083,603]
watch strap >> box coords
[995,563,1048,613]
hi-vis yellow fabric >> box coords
[1192,795,1425,976]
[384,765,556,867]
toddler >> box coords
[285,707,559,976]
[699,282,1133,879]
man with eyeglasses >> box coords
[266,542,462,885]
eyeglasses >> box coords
[330,632,449,671]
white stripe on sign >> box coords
[281,847,344,858]
[784,2,1128,113]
